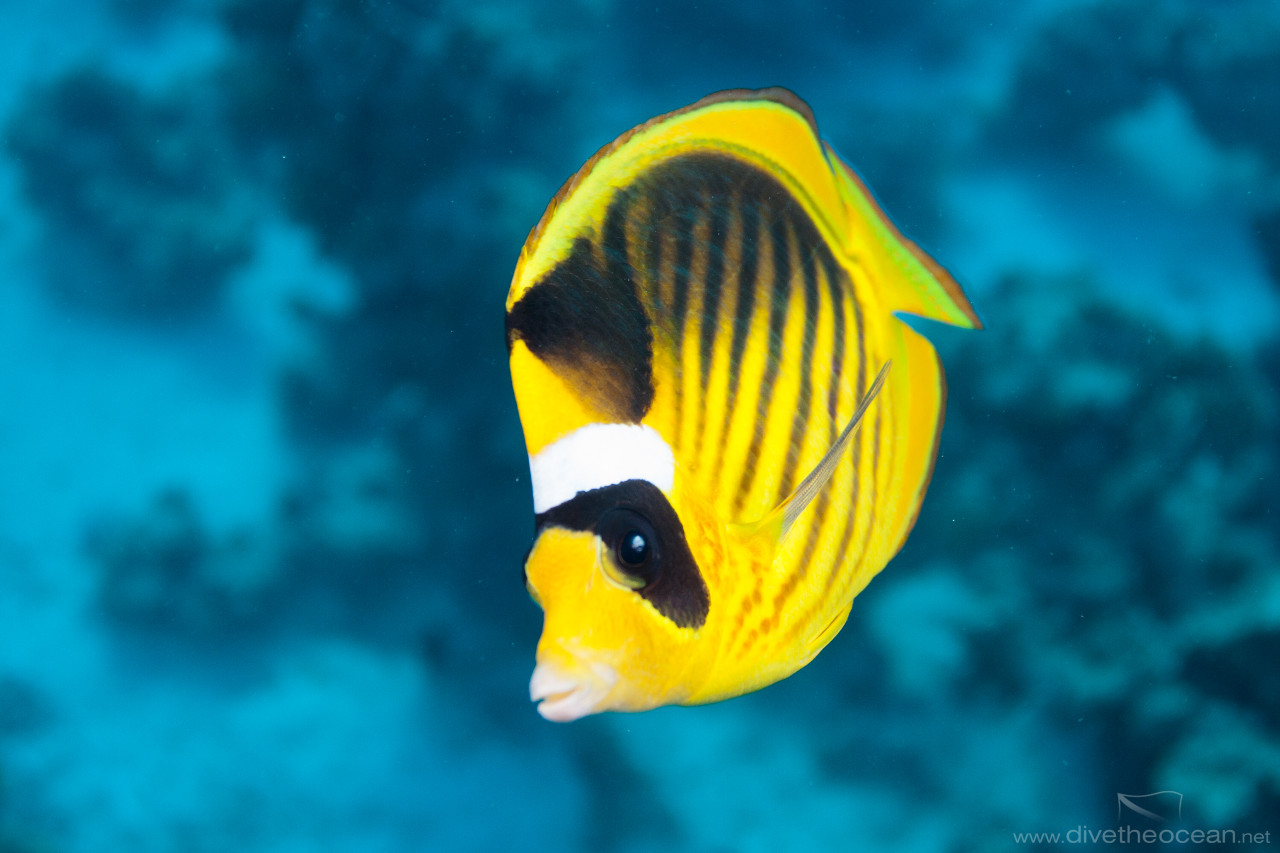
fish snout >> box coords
[529,654,619,722]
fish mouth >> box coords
[529,659,619,722]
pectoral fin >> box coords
[737,361,891,544]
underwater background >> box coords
[1,0,1278,850]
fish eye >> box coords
[617,530,648,568]
[597,507,661,588]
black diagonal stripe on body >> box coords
[734,211,792,516]
[711,194,760,485]
[825,275,868,593]
[776,232,820,500]
[669,202,698,442]
[692,196,731,462]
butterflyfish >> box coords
[505,88,980,721]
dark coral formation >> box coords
[85,489,280,633]
[919,273,1280,825]
[217,0,587,295]
[995,0,1280,165]
[6,68,252,318]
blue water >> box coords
[2,1,1277,850]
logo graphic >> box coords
[1117,791,1183,822]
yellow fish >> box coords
[505,88,980,721]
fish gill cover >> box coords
[0,0,1278,851]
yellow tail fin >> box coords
[826,146,982,330]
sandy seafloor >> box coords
[1,1,1278,851]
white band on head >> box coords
[529,423,675,515]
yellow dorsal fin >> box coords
[827,148,983,330]
[737,361,891,544]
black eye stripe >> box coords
[535,480,709,629]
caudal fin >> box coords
[826,147,982,330]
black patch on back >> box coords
[506,234,654,422]
[536,480,710,630]
[507,150,840,428]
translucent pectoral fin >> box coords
[750,360,891,542]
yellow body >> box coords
[505,88,980,720]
